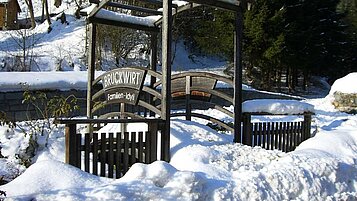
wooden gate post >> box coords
[303,113,312,140]
[161,0,172,162]
[65,123,77,165]
[242,113,252,146]
[233,8,244,143]
[185,75,191,121]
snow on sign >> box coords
[100,68,146,105]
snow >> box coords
[329,72,357,95]
[95,9,161,27]
[242,99,315,114]
[0,0,356,199]
[0,89,357,200]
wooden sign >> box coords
[101,68,146,105]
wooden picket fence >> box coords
[242,112,313,152]
[57,118,168,178]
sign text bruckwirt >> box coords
[100,68,146,105]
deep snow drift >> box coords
[0,89,356,200]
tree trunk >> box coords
[43,0,51,26]
[303,70,308,91]
[25,0,36,29]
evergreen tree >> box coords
[243,0,286,89]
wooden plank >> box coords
[76,134,82,169]
[123,132,130,173]
[115,132,122,178]
[89,0,163,15]
[253,123,258,146]
[130,132,137,165]
[262,122,267,149]
[258,122,262,147]
[285,122,289,151]
[185,76,191,121]
[145,131,150,163]
[100,133,106,177]
[65,123,77,165]
[84,134,90,173]
[138,132,144,162]
[270,122,275,150]
[233,9,243,143]
[149,122,158,162]
[274,122,279,149]
[242,113,251,146]
[92,133,98,176]
[87,23,96,121]
[162,0,172,163]
[278,122,283,151]
[108,133,114,178]
[266,122,271,150]
[88,17,160,33]
[282,122,287,152]
[184,0,240,11]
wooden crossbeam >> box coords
[88,17,160,32]
[185,0,241,11]
[90,0,163,15]
[88,0,111,18]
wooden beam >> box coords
[88,17,160,32]
[90,0,163,15]
[88,0,111,18]
[161,0,172,162]
[154,2,201,25]
[184,0,240,11]
[233,8,243,143]
[87,23,96,120]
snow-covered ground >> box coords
[0,73,356,200]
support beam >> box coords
[88,17,160,33]
[90,0,163,15]
[161,0,172,162]
[88,0,111,18]
[150,33,158,117]
[87,23,96,120]
[233,8,243,143]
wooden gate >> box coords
[242,112,313,152]
[57,118,167,178]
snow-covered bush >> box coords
[0,91,78,183]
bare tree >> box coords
[24,0,36,29]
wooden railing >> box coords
[56,118,169,178]
[242,112,313,152]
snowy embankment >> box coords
[0,93,356,200]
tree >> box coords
[243,0,286,89]
[24,0,36,29]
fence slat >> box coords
[84,134,90,173]
[131,132,137,165]
[266,122,271,150]
[258,122,262,147]
[115,132,122,178]
[138,131,144,162]
[100,133,106,177]
[149,123,158,162]
[76,134,82,169]
[108,133,114,178]
[253,123,258,146]
[145,131,150,163]
[262,122,267,149]
[282,122,287,152]
[123,132,129,173]
[92,133,98,176]
[270,122,275,150]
